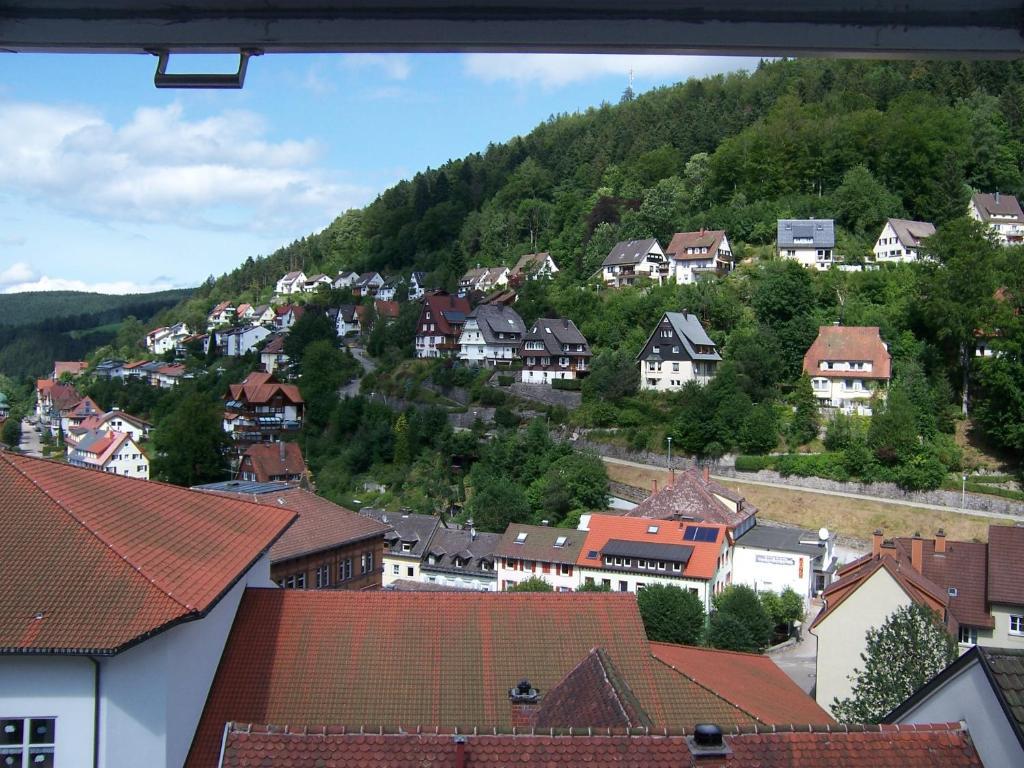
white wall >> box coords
[892,660,1023,768]
[383,555,421,586]
[423,571,497,591]
[779,247,832,270]
[498,561,581,592]
[732,545,814,600]
[577,567,712,608]
[0,655,97,768]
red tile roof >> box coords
[534,648,653,729]
[238,442,308,483]
[0,452,295,655]
[227,371,303,406]
[46,382,82,411]
[576,515,725,581]
[893,536,993,629]
[419,292,471,337]
[649,643,833,725]
[53,361,88,378]
[665,230,728,262]
[217,723,982,768]
[987,524,1024,606]
[375,299,401,318]
[624,469,757,528]
[802,326,891,381]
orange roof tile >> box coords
[0,452,295,655]
[238,442,308,482]
[577,515,725,581]
[227,371,303,405]
[803,326,891,381]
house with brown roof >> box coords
[520,317,591,383]
[258,332,289,374]
[223,371,304,447]
[206,300,236,330]
[803,324,891,415]
[969,191,1024,245]
[576,514,730,606]
[873,218,936,263]
[510,252,559,282]
[421,526,502,591]
[237,441,308,484]
[35,380,81,436]
[0,452,295,768]
[275,270,308,295]
[415,292,472,359]
[496,524,587,591]
[601,238,667,287]
[665,229,733,283]
[361,508,443,586]
[51,360,88,380]
[352,271,385,298]
[458,265,510,296]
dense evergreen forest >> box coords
[196,58,1024,303]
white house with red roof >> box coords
[146,322,192,355]
[665,229,733,283]
[803,325,891,415]
[66,428,149,478]
[415,292,471,358]
[0,452,295,768]
[206,301,236,331]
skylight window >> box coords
[554,535,568,548]
[587,550,598,559]
[515,532,528,544]
[647,525,659,534]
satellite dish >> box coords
[818,527,830,542]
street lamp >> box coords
[962,474,968,510]
[667,436,673,483]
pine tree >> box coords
[789,374,820,447]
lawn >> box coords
[603,460,995,544]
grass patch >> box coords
[940,478,1024,502]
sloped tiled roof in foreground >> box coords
[218,723,982,768]
[0,451,296,655]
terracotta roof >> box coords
[375,299,401,318]
[36,378,54,394]
[0,452,295,655]
[802,326,892,381]
[419,293,472,337]
[188,589,672,766]
[987,524,1024,605]
[972,192,1024,222]
[217,723,982,768]
[495,524,586,565]
[893,536,993,629]
[46,382,82,411]
[649,643,832,725]
[227,371,303,406]
[53,361,87,377]
[577,515,725,581]
[200,487,389,564]
[665,230,728,262]
[238,442,308,483]
[534,648,654,729]
[625,469,756,529]
[886,218,936,248]
[261,333,287,355]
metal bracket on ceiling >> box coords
[148,48,263,89]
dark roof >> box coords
[0,452,295,655]
[602,539,694,565]
[735,524,826,559]
[972,192,1024,222]
[523,318,590,357]
[886,218,936,248]
[495,524,585,565]
[638,312,720,363]
[219,723,981,768]
[624,469,756,530]
[511,252,556,277]
[602,238,661,267]
[466,304,526,345]
[777,219,835,248]
[421,528,502,577]
[419,292,472,337]
[361,509,440,559]
[892,536,992,629]
[987,524,1024,605]
[194,480,294,495]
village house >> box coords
[0,452,295,768]
[258,332,289,374]
[63,395,104,433]
[145,322,192,355]
[637,312,721,391]
[273,304,305,333]
[520,317,591,383]
[601,238,667,287]
[69,407,150,446]
[352,271,385,298]
[665,229,733,283]
[234,303,255,322]
[375,276,403,302]
[151,362,187,389]
[415,292,471,358]
[457,303,526,367]
[969,191,1024,245]
[333,270,359,290]
[407,270,428,300]
[374,299,400,323]
[214,324,271,357]
[458,265,510,296]
[206,301,236,330]
[575,514,730,606]
[420,526,501,591]
[777,219,835,270]
[328,304,359,337]
[803,324,891,415]
[302,273,332,293]
[275,270,307,295]
[52,361,88,380]
[496,524,585,591]
[252,304,276,326]
[360,508,442,587]
[93,359,127,379]
[236,441,308,484]
[223,371,304,446]
[34,380,81,436]
[873,218,936,263]
[67,428,149,478]
[510,251,559,282]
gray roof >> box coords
[420,528,502,578]
[602,539,694,565]
[887,218,936,249]
[523,318,591,357]
[361,509,440,559]
[468,304,526,345]
[663,312,721,362]
[734,522,826,558]
[777,219,835,249]
[602,238,662,267]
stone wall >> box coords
[507,383,581,409]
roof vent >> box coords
[688,724,730,758]
[509,679,540,704]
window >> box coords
[948,587,958,597]
[1010,615,1024,635]
[401,542,412,553]
[515,531,528,544]
[672,362,679,372]
[958,625,977,645]
[339,558,353,581]
[652,345,660,354]
[584,577,594,586]
[559,563,571,576]
[602,579,611,589]
[554,535,567,547]
[406,566,414,577]
[1,718,55,768]
[315,565,330,588]
[618,581,628,592]
[392,564,399,575]
[361,552,374,574]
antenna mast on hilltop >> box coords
[621,68,635,102]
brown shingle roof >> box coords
[238,442,308,483]
[0,452,295,655]
[802,326,892,381]
[665,230,727,262]
[420,292,472,337]
[893,536,993,629]
[624,469,756,528]
[972,192,1024,222]
[887,218,936,248]
[227,371,303,406]
[987,524,1024,606]
[218,723,982,768]
[495,524,585,565]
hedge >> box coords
[551,378,582,391]
[497,374,514,387]
[735,455,773,472]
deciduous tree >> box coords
[637,584,706,645]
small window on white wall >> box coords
[1010,615,1024,635]
[0,718,55,768]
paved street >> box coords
[18,417,42,457]
[339,343,376,399]
[770,600,822,696]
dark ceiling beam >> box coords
[2,1,1023,58]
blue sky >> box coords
[0,53,756,294]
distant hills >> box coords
[0,289,192,328]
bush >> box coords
[493,406,521,429]
[895,453,947,491]
[774,452,850,482]
[735,455,773,472]
[475,387,506,406]
[497,374,514,387]
[637,584,706,645]
[706,611,756,652]
[507,576,554,592]
[712,585,774,651]
[551,378,582,391]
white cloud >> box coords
[0,261,35,286]
[2,275,177,295]
[339,54,412,81]
[0,100,376,232]
[463,54,757,89]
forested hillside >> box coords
[197,58,1024,302]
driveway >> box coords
[18,418,42,457]
[339,343,376,398]
[770,600,821,696]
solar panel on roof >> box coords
[683,526,718,543]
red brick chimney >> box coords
[911,533,923,573]
[509,679,540,727]
[872,529,883,557]
[935,529,946,554]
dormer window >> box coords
[402,542,413,553]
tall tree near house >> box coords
[712,584,774,651]
[298,340,347,431]
[919,217,1002,416]
[150,391,229,487]
[637,584,706,645]
[283,310,338,375]
[788,374,820,447]
[831,603,958,724]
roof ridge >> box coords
[3,453,197,615]
[647,651,764,725]
[649,641,767,661]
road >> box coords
[339,343,377,399]
[600,455,1023,523]
[18,418,42,457]
[770,601,822,696]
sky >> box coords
[0,52,757,294]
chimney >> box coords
[995,191,1001,204]
[509,679,540,727]
[687,724,730,760]
[470,527,477,541]
[279,440,286,462]
[454,736,466,768]
[935,529,946,554]
[653,479,658,494]
[911,532,923,573]
[700,227,706,237]
[872,529,883,557]
[702,466,710,482]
